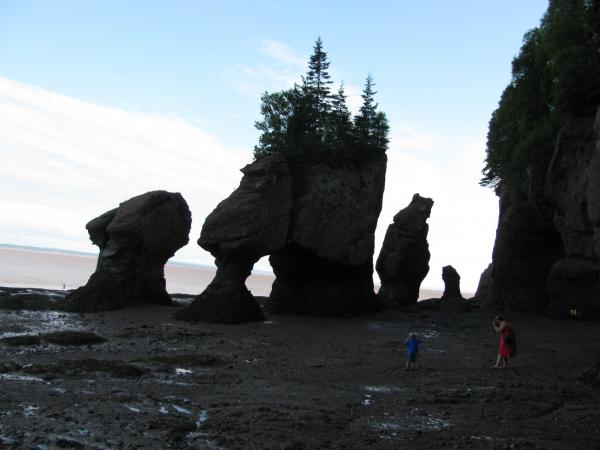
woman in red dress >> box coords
[492,316,516,368]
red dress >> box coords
[499,324,516,357]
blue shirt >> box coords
[406,338,421,354]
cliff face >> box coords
[479,108,600,317]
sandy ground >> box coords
[0,293,599,449]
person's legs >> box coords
[492,354,502,368]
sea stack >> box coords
[174,155,292,323]
[376,193,433,308]
[63,191,191,312]
[266,153,387,316]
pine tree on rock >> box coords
[253,38,389,165]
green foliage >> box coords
[481,0,600,200]
[253,39,389,165]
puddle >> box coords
[175,368,192,375]
[422,330,440,339]
[364,385,404,394]
[0,433,15,445]
[195,410,208,428]
[0,374,44,382]
[172,405,192,415]
[125,406,141,413]
[154,379,193,387]
[159,406,168,414]
[262,321,275,325]
[425,348,445,353]
[50,387,66,394]
[187,410,223,449]
[0,311,83,339]
[373,410,450,432]
[23,405,40,416]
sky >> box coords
[0,1,550,292]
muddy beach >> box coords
[0,290,599,449]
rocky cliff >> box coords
[478,108,600,318]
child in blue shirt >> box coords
[404,332,422,370]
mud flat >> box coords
[0,296,599,449]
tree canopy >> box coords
[481,0,600,200]
[254,38,389,165]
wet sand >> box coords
[0,303,599,449]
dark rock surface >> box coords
[479,108,600,316]
[437,265,468,313]
[544,112,600,318]
[441,265,463,300]
[63,191,191,312]
[473,263,494,308]
[375,193,433,308]
[266,154,387,316]
[481,183,563,312]
[175,156,292,323]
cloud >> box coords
[259,40,306,68]
[0,76,246,266]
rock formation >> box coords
[478,108,600,317]
[266,153,387,315]
[437,265,469,313]
[544,112,600,318]
[174,155,292,323]
[376,193,433,308]
[177,152,387,323]
[63,191,191,312]
[441,265,463,300]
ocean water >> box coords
[0,245,443,299]
[0,246,274,296]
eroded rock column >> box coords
[174,155,292,323]
[376,193,433,308]
[63,190,192,312]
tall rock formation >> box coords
[441,265,463,300]
[479,183,563,312]
[178,153,387,323]
[63,191,191,312]
[376,194,433,307]
[478,108,600,317]
[266,153,387,315]
[544,112,600,318]
[174,155,292,323]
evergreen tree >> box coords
[327,82,353,154]
[481,0,600,202]
[253,38,388,164]
[354,75,389,155]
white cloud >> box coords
[0,76,245,266]
[259,39,306,68]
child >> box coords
[404,332,422,370]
